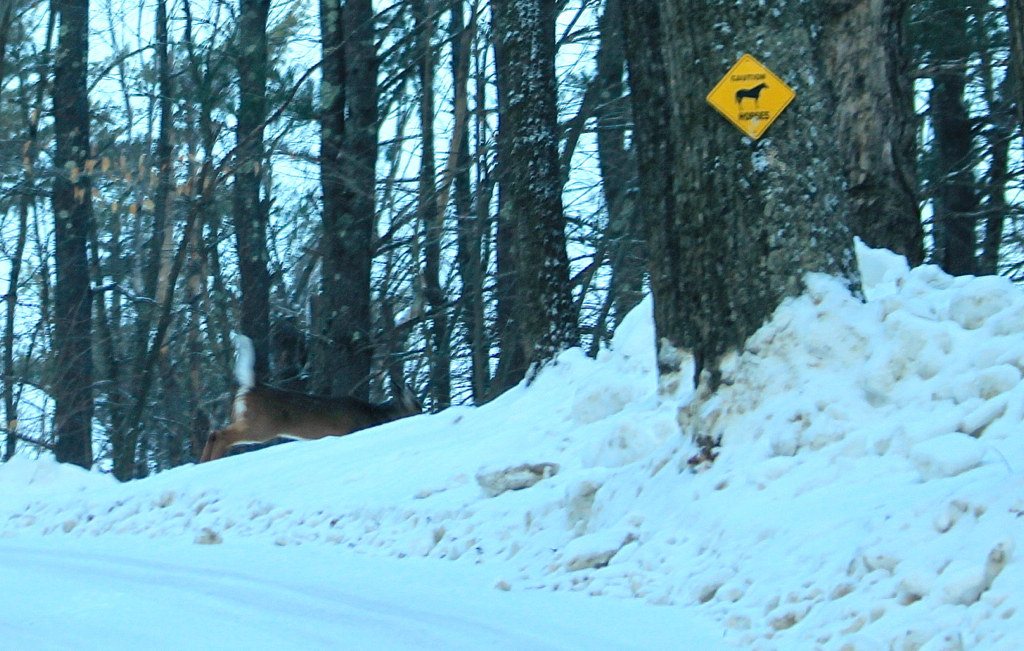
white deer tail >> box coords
[232,332,256,389]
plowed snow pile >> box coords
[2,242,1023,650]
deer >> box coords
[199,333,421,462]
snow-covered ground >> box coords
[2,241,1023,650]
[1,537,723,651]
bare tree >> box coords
[412,0,450,409]
[311,0,379,400]
[52,0,95,468]
[490,0,577,392]
[594,0,643,329]
[976,0,1014,276]
[108,0,179,479]
[234,0,273,378]
[922,3,978,277]
[451,0,489,403]
[1,1,28,461]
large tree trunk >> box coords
[185,157,209,462]
[314,0,346,395]
[822,0,922,266]
[625,0,888,392]
[413,0,451,410]
[490,0,577,391]
[977,2,1012,277]
[151,0,177,315]
[233,0,272,380]
[595,0,643,328]
[343,0,379,401]
[922,2,976,276]
[52,0,95,468]
[451,0,489,403]
[313,0,378,400]
[490,23,520,397]
[620,0,683,385]
[930,67,978,276]
[183,0,225,459]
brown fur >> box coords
[199,384,421,462]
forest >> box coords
[0,0,1019,479]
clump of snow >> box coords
[856,237,910,301]
[910,433,986,481]
[950,276,1016,331]
[561,528,636,572]
[194,527,223,545]
[476,462,559,497]
[3,245,1024,650]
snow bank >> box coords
[2,245,1023,650]
[0,456,113,502]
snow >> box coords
[3,241,1024,650]
[3,538,716,651]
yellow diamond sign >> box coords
[706,54,795,140]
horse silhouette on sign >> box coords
[735,83,768,108]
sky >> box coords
[1,240,1023,650]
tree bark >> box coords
[152,0,177,314]
[490,18,519,397]
[52,0,95,468]
[620,0,683,383]
[343,0,379,401]
[979,120,1009,276]
[977,3,1012,276]
[595,0,643,326]
[918,1,976,276]
[313,0,347,395]
[413,0,451,410]
[491,0,577,391]
[452,0,489,403]
[930,67,978,276]
[625,0,869,391]
[234,0,272,380]
[313,0,378,400]
[185,166,209,462]
[821,0,922,266]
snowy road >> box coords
[0,539,728,651]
